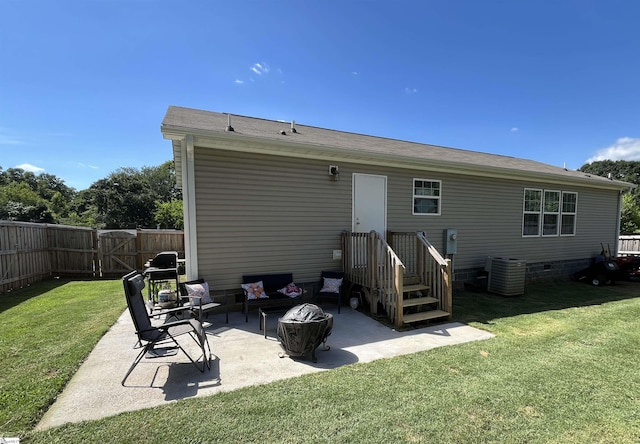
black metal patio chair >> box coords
[179,278,228,324]
[121,270,211,386]
[313,270,345,313]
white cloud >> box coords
[586,137,640,163]
[77,163,100,170]
[16,163,44,173]
[511,127,519,132]
[250,62,270,75]
[352,71,359,76]
[404,87,418,94]
[234,79,244,84]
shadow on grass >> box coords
[0,278,71,315]
[452,279,640,325]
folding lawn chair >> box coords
[121,270,211,386]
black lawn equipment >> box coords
[573,256,620,286]
[615,255,640,281]
[572,243,640,286]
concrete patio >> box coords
[36,305,494,430]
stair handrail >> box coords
[377,233,405,325]
[416,231,452,316]
[342,231,405,321]
[416,231,448,266]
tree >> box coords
[50,191,69,218]
[91,173,156,229]
[580,160,640,235]
[154,199,184,229]
[143,161,181,201]
[621,193,640,234]
[61,189,99,227]
[2,201,54,223]
[0,167,76,224]
[36,173,75,201]
[0,182,55,223]
[579,160,640,197]
[0,161,180,229]
[88,161,181,229]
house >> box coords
[162,105,632,327]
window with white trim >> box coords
[522,188,578,237]
[413,179,441,215]
[523,188,542,236]
[542,190,560,236]
[560,192,577,236]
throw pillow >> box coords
[185,281,212,304]
[320,277,343,293]
[278,282,303,298]
[241,281,268,300]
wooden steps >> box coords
[401,276,449,325]
[402,283,430,293]
[402,296,439,307]
[403,309,450,324]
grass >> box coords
[0,279,125,437]
[4,279,640,443]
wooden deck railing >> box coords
[343,230,452,327]
[341,231,405,319]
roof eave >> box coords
[163,125,634,192]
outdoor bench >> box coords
[241,273,304,322]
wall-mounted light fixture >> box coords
[329,165,340,181]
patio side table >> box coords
[258,307,288,339]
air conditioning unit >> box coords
[486,257,526,296]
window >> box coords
[561,192,577,236]
[523,188,578,237]
[413,179,441,215]
[542,190,560,236]
[523,189,542,236]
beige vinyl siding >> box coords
[386,172,619,270]
[193,147,621,289]
[359,165,618,269]
[388,171,619,269]
[194,148,352,290]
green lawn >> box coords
[0,279,125,437]
[3,279,640,443]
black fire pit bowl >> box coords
[277,303,333,362]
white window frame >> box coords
[542,190,561,237]
[560,192,578,236]
[412,179,442,216]
[522,188,542,237]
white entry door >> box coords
[352,173,387,237]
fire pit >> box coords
[277,303,333,362]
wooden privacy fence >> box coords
[98,229,185,278]
[0,221,52,293]
[618,235,640,256]
[0,220,184,293]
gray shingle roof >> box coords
[162,105,631,190]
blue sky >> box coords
[1,1,639,191]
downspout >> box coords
[182,134,199,280]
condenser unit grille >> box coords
[487,257,526,296]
